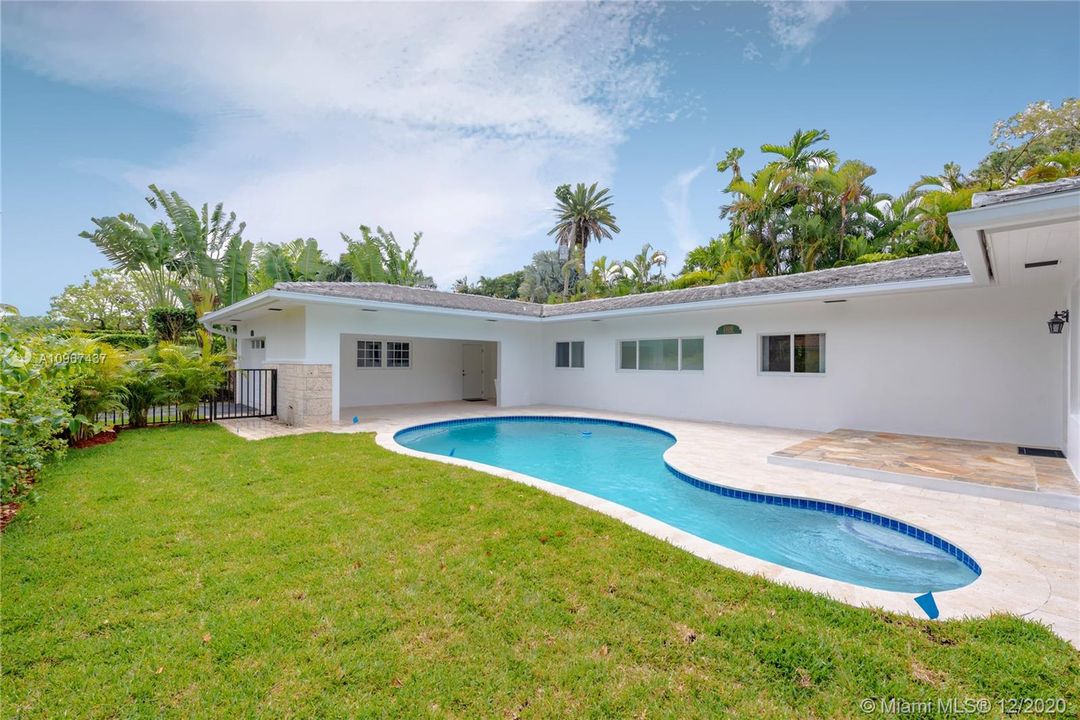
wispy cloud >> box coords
[742,42,763,62]
[662,160,710,255]
[765,1,846,54]
[3,2,666,285]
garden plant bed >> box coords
[2,425,1077,718]
[70,428,118,450]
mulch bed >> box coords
[70,429,118,449]
[0,502,22,532]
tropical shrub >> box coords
[668,270,717,290]
[0,326,70,499]
[57,337,129,441]
[88,331,154,349]
[148,307,197,343]
[122,348,163,428]
[854,252,898,265]
[153,344,226,423]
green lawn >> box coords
[2,425,1077,718]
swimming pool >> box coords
[395,416,980,593]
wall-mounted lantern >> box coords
[1048,310,1070,334]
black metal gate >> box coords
[97,368,277,428]
[211,368,277,420]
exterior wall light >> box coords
[1048,310,1069,334]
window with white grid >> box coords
[386,341,411,368]
[357,340,382,368]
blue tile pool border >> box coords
[394,415,982,578]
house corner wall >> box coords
[265,363,333,426]
[1066,278,1080,478]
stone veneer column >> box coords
[264,363,333,426]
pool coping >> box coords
[377,412,1053,627]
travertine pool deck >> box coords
[218,403,1080,646]
[771,429,1079,511]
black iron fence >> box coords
[97,369,277,428]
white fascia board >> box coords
[538,275,974,322]
[201,290,282,325]
[948,190,1080,286]
[205,289,542,324]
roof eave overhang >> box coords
[948,190,1080,286]
[538,274,973,322]
[204,275,975,326]
[202,289,543,325]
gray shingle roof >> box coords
[273,281,544,317]
[274,251,970,319]
[971,177,1080,207]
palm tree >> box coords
[547,183,620,298]
[716,147,746,188]
[723,165,793,275]
[812,160,876,261]
[621,244,668,293]
[761,129,838,172]
[910,162,972,194]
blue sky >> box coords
[3,1,1077,314]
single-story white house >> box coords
[203,179,1080,477]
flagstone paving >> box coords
[772,428,1078,496]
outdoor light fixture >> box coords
[1048,310,1070,334]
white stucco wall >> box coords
[236,306,306,366]
[299,304,544,420]
[538,282,1065,448]
[338,335,496,407]
[1067,278,1079,475]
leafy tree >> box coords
[81,185,253,356]
[340,225,435,287]
[974,98,1080,188]
[48,269,150,331]
[454,271,526,299]
[547,182,620,297]
[0,324,70,498]
[148,307,197,343]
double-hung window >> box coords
[618,338,704,371]
[555,341,584,368]
[760,333,825,374]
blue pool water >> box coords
[395,417,980,593]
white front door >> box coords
[462,344,484,399]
